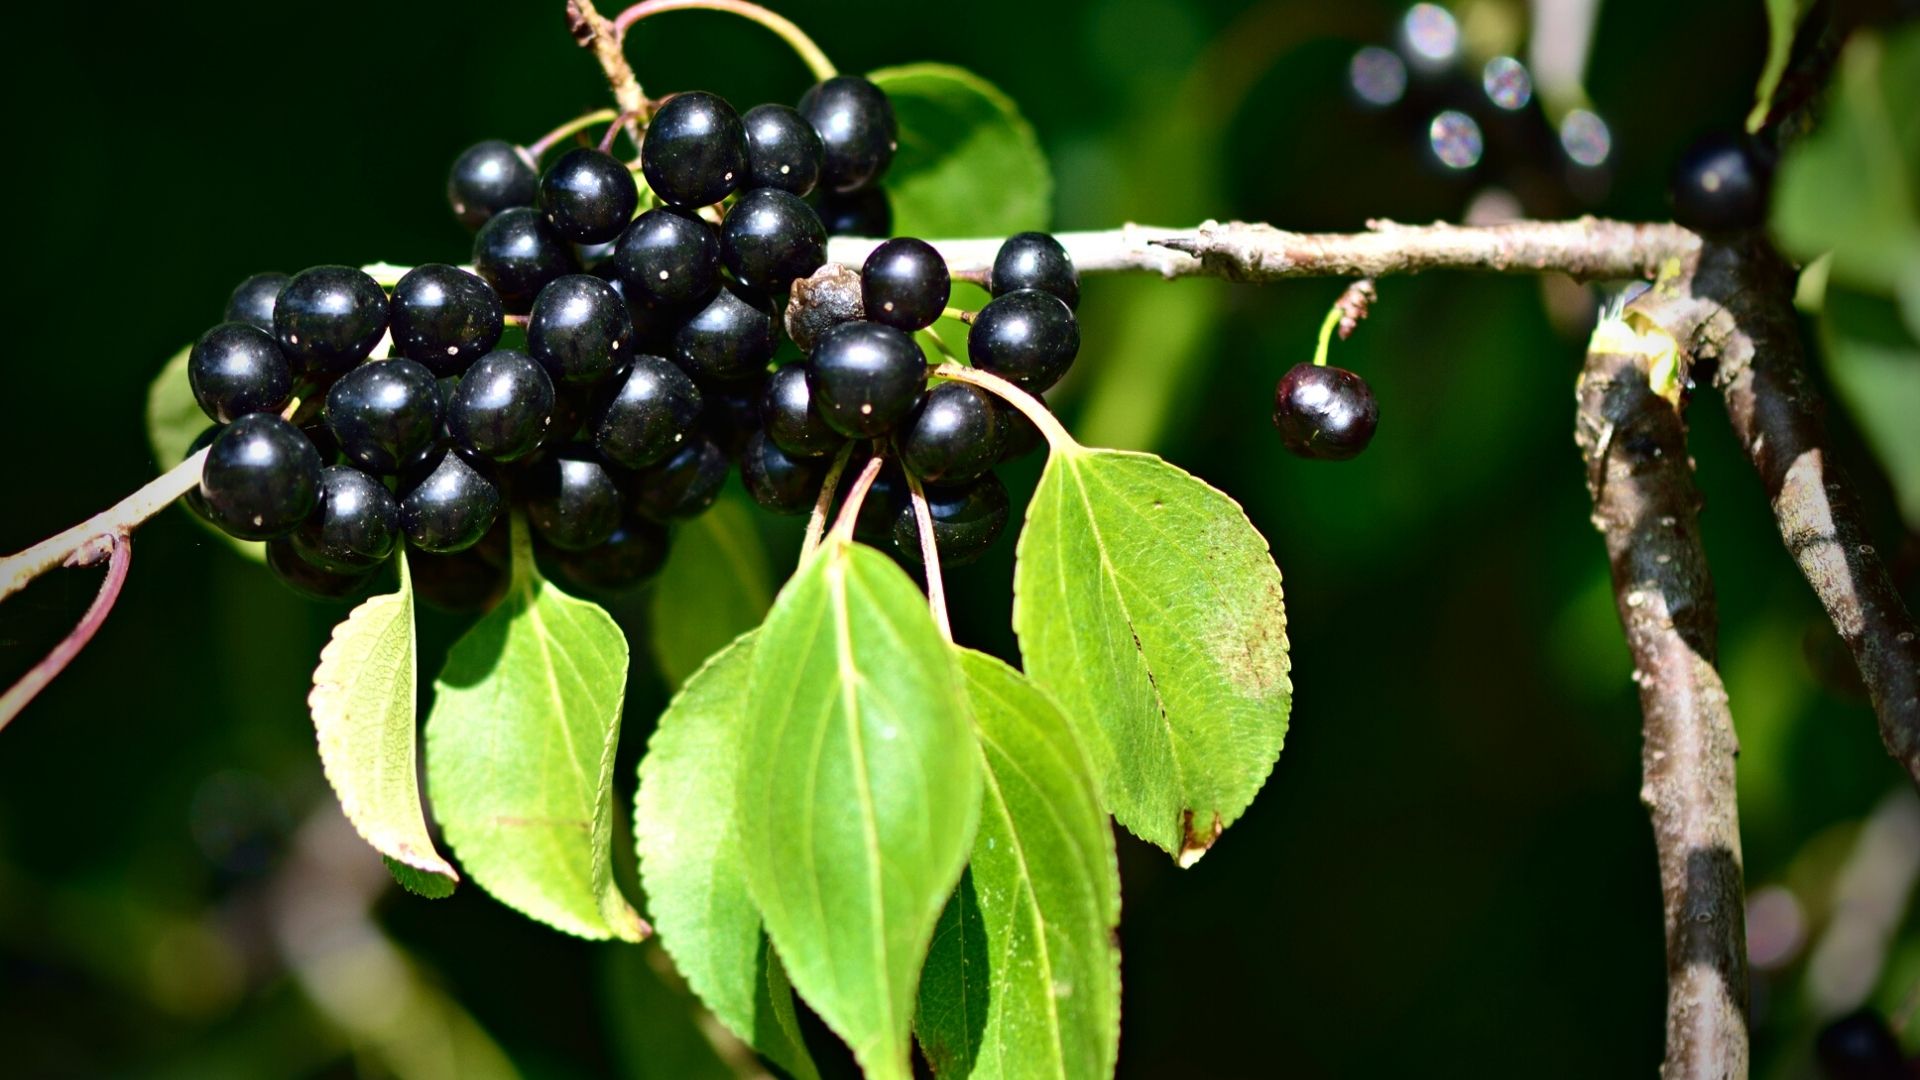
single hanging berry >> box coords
[720,188,827,292]
[445,349,555,462]
[527,274,634,388]
[898,382,1005,486]
[1669,131,1772,233]
[325,359,443,474]
[630,433,730,521]
[593,355,705,469]
[399,449,501,552]
[671,282,778,384]
[224,271,290,332]
[740,429,828,515]
[524,452,623,551]
[761,363,841,458]
[613,207,721,309]
[1273,362,1379,460]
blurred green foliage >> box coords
[1,1,1915,1077]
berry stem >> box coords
[528,107,623,161]
[931,363,1075,455]
[506,509,537,598]
[800,442,856,563]
[0,532,131,731]
[826,453,886,546]
[939,306,977,325]
[610,0,836,81]
[1308,301,1341,369]
[918,325,961,365]
[902,472,952,644]
[0,448,206,603]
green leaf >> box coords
[634,631,818,1080]
[1772,28,1920,322]
[917,651,1120,1080]
[648,489,774,691]
[1014,447,1291,863]
[384,855,457,899]
[599,945,753,1080]
[1749,0,1817,131]
[425,513,644,940]
[1821,285,1920,530]
[738,538,981,1080]
[871,63,1052,237]
[144,343,263,563]
[308,547,458,896]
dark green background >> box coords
[1,1,1914,1077]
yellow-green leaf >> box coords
[871,63,1052,237]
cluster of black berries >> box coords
[183,73,1076,604]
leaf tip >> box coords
[1176,810,1223,869]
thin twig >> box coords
[0,448,206,602]
[567,0,648,128]
[902,471,952,643]
[527,107,622,160]
[1577,325,1749,1077]
[610,0,837,81]
[800,442,855,563]
[0,533,133,730]
[1632,238,1920,790]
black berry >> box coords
[741,429,827,514]
[293,465,400,572]
[968,289,1080,392]
[631,433,729,521]
[996,395,1051,462]
[594,354,704,469]
[390,264,504,375]
[1273,362,1379,461]
[190,322,293,424]
[273,266,390,378]
[267,538,377,602]
[816,187,891,237]
[325,359,443,474]
[446,349,555,462]
[807,321,926,437]
[991,232,1079,309]
[200,413,323,541]
[525,452,623,551]
[527,274,634,388]
[399,449,501,553]
[546,516,671,593]
[449,139,538,231]
[899,383,1005,486]
[743,103,824,196]
[224,271,289,332]
[1670,131,1772,233]
[702,375,768,459]
[721,188,827,291]
[891,471,1009,567]
[540,147,640,245]
[798,76,897,193]
[762,363,841,458]
[1815,1008,1908,1080]
[671,282,777,384]
[862,237,950,331]
[473,206,581,313]
[641,91,747,208]
[613,207,721,308]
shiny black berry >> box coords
[892,471,1009,566]
[721,188,827,291]
[1670,131,1772,233]
[527,274,634,388]
[631,434,730,521]
[1815,1008,1909,1080]
[540,147,640,245]
[293,465,400,572]
[996,395,1051,462]
[741,429,827,514]
[762,363,841,458]
[798,76,897,193]
[446,349,555,462]
[473,206,581,313]
[968,289,1079,392]
[200,413,323,541]
[991,232,1079,309]
[190,322,293,424]
[325,359,442,474]
[449,139,538,231]
[862,237,950,331]
[743,103,824,196]
[267,538,377,602]
[273,266,390,377]
[613,207,721,308]
[224,271,289,332]
[399,449,501,553]
[899,383,1004,486]
[526,452,623,550]
[546,516,671,593]
[594,355,704,469]
[807,321,926,437]
[816,187,891,237]
[641,91,747,208]
[1273,363,1379,461]
[390,264,504,375]
[671,282,777,384]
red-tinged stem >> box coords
[903,472,952,643]
[827,455,886,545]
[0,533,131,730]
[609,0,836,80]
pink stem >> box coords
[0,533,132,731]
